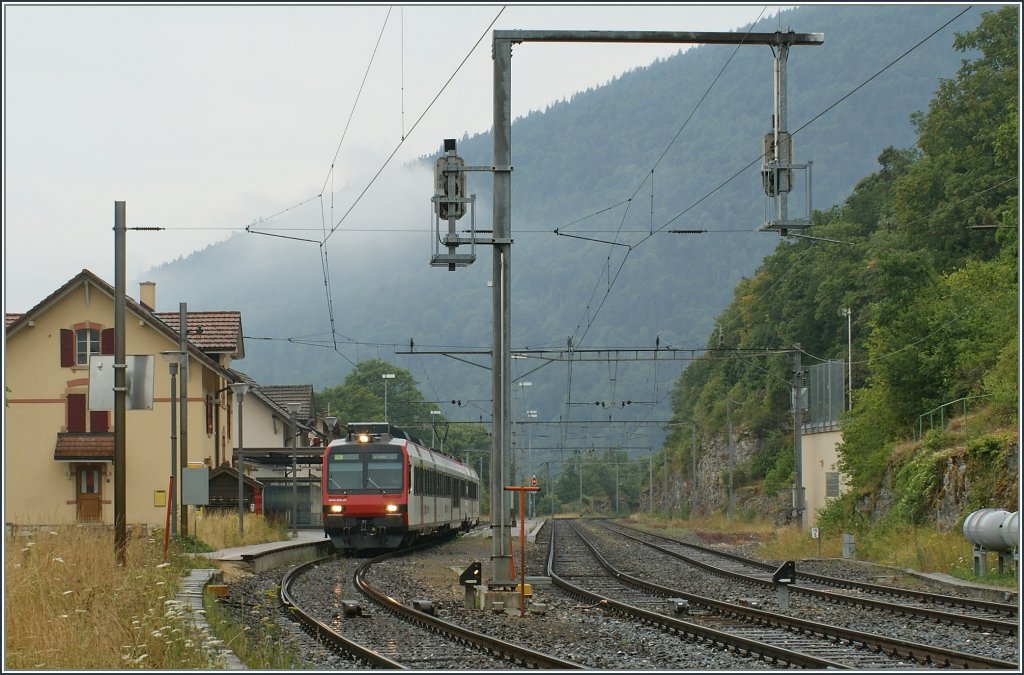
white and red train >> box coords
[321,422,481,551]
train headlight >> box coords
[357,433,370,443]
[329,505,344,514]
[385,504,399,513]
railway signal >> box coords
[434,139,467,221]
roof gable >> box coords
[4,269,237,377]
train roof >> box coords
[335,422,476,473]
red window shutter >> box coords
[100,328,114,355]
[67,394,87,433]
[90,410,109,433]
[60,329,75,367]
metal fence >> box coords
[803,359,845,433]
[917,394,992,441]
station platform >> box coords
[465,518,546,543]
[198,528,329,563]
[195,519,547,565]
[904,568,1017,603]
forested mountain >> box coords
[141,5,997,465]
[664,6,1017,522]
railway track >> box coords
[553,519,1018,669]
[598,519,1018,632]
[279,543,584,669]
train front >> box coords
[321,423,409,551]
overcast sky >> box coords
[2,2,792,312]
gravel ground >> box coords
[210,522,1019,670]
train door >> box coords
[76,464,103,522]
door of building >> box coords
[76,465,102,521]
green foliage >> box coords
[176,534,214,553]
[982,338,1019,422]
[317,359,451,443]
[760,431,794,494]
[816,490,868,532]
[889,446,947,524]
[668,8,1019,504]
[963,434,1015,512]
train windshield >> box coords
[326,446,403,493]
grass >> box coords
[623,512,1019,588]
[4,525,222,669]
[4,511,293,670]
[192,508,290,549]
[201,586,303,669]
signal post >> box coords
[430,26,822,600]
[504,484,540,617]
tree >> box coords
[317,359,435,433]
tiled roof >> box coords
[260,385,316,423]
[54,433,115,461]
[6,270,238,388]
[154,311,243,355]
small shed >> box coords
[208,465,264,514]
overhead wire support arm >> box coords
[494,29,824,47]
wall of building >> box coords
[5,283,224,529]
[801,429,844,529]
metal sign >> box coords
[181,467,210,506]
[88,354,155,410]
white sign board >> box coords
[811,527,820,539]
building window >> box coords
[76,329,101,366]
[826,472,841,499]
[60,327,113,367]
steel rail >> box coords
[582,521,1018,669]
[599,520,1018,633]
[280,555,406,669]
[353,542,586,670]
[546,521,851,669]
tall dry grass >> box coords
[192,509,289,549]
[4,525,225,669]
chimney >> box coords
[139,281,156,310]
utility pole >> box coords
[178,303,189,538]
[793,344,805,527]
[727,400,734,522]
[432,26,821,592]
[648,455,653,513]
[491,36,514,587]
[690,423,697,517]
[113,201,127,566]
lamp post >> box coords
[841,307,853,410]
[286,402,303,537]
[229,382,251,535]
[324,416,338,442]
[160,351,186,539]
[381,373,395,422]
